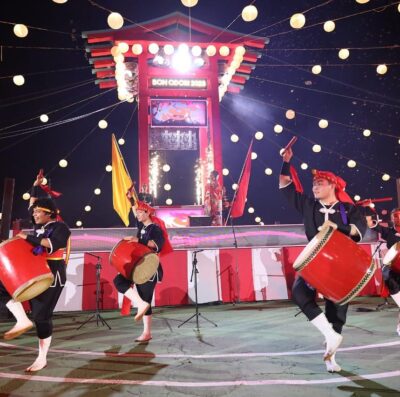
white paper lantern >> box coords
[105,165,112,172]
[132,44,143,55]
[347,159,356,168]
[338,48,350,60]
[164,183,171,191]
[94,188,101,195]
[118,138,125,145]
[356,0,369,3]
[230,134,239,142]
[265,168,273,175]
[255,131,264,140]
[148,43,159,55]
[53,0,68,3]
[113,53,124,63]
[13,75,25,86]
[59,159,68,168]
[354,195,361,201]
[222,168,229,176]
[219,46,230,57]
[85,205,91,212]
[382,174,390,181]
[40,114,49,123]
[76,220,82,227]
[181,0,198,7]
[290,13,306,29]
[191,45,202,57]
[248,207,255,213]
[13,24,28,38]
[312,65,322,75]
[251,152,257,160]
[22,192,31,200]
[164,44,174,55]
[41,178,48,186]
[323,21,335,32]
[232,183,238,190]
[166,198,173,205]
[301,162,308,170]
[162,164,171,172]
[318,119,329,129]
[107,12,124,30]
[98,120,108,129]
[376,64,388,75]
[242,5,258,22]
[285,109,296,119]
[312,144,322,153]
[118,42,129,53]
[206,45,217,57]
[363,129,371,137]
[255,216,261,223]
[235,46,246,56]
[274,124,283,133]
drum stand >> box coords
[77,255,111,330]
[178,250,217,330]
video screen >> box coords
[150,99,207,127]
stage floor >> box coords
[0,298,399,396]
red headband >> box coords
[312,169,353,204]
[136,201,155,215]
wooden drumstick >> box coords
[282,136,297,155]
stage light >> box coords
[354,195,361,201]
[172,48,192,73]
[118,138,125,145]
[107,12,124,30]
[76,220,83,227]
[347,159,356,168]
[162,164,171,172]
[206,45,217,56]
[178,43,189,53]
[193,57,205,67]
[118,42,129,53]
[265,168,273,175]
[105,165,112,172]
[22,192,30,200]
[376,64,388,75]
[255,131,264,140]
[230,134,239,142]
[285,109,296,119]
[274,124,283,133]
[242,5,258,22]
[148,43,159,55]
[323,21,335,32]
[13,75,25,86]
[219,46,230,56]
[59,159,68,168]
[312,65,322,74]
[13,24,28,38]
[164,183,171,191]
[222,168,229,176]
[290,13,306,29]
[153,55,165,65]
[248,207,255,213]
[382,174,390,181]
[191,45,202,57]
[40,114,49,123]
[85,205,91,212]
[318,119,329,129]
[98,120,108,129]
[166,198,173,205]
[338,48,350,60]
[301,163,308,170]
[363,129,371,137]
[94,188,101,195]
[312,144,322,153]
[164,44,174,55]
[132,44,143,55]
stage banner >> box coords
[149,128,198,150]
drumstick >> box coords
[38,169,44,178]
[282,136,297,155]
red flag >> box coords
[230,141,253,218]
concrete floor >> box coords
[0,298,399,397]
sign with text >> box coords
[149,128,198,150]
[150,78,207,89]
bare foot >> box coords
[134,303,150,322]
[25,358,47,372]
[135,333,152,343]
[3,321,33,340]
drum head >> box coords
[293,227,334,271]
[383,242,400,266]
[13,273,54,302]
[132,253,159,284]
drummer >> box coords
[0,172,70,372]
[113,189,172,343]
[279,147,366,372]
[367,207,400,335]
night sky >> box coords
[1,0,399,228]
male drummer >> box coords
[113,192,171,343]
[279,148,366,372]
[0,173,70,372]
[367,207,400,335]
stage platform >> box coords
[0,298,399,396]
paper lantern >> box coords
[242,5,258,22]
[76,220,82,227]
[22,193,30,200]
[13,75,25,86]
[318,119,329,129]
[323,21,335,32]
[148,43,159,55]
[118,138,125,145]
[113,53,124,63]
[132,44,143,55]
[161,164,170,173]
[312,144,322,153]
[285,109,296,119]
[274,124,283,133]
[222,168,229,176]
[98,120,108,129]
[41,178,48,186]
[248,207,255,213]
[255,131,264,140]
[191,45,202,57]
[376,64,387,75]
[118,42,129,53]
[164,44,174,55]
[290,13,306,29]
[382,174,390,181]
[219,46,230,56]
[181,0,198,7]
[164,183,171,191]
[85,205,91,212]
[265,168,273,175]
[363,129,371,137]
[166,198,173,205]
[347,160,356,168]
[251,152,257,160]
[232,183,238,190]
[53,0,68,3]
[13,24,28,38]
[255,217,261,223]
[235,46,246,56]
[231,134,239,142]
[301,163,308,170]
[94,188,101,195]
[354,195,361,201]
[312,65,322,74]
[107,12,124,30]
[338,49,350,60]
[40,114,49,123]
[59,159,68,168]
[105,165,112,172]
[356,0,369,3]
[206,45,217,56]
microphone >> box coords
[86,252,102,259]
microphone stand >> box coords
[77,253,111,330]
[178,250,217,330]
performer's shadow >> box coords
[46,343,168,396]
[337,370,400,396]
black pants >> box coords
[113,265,162,316]
[292,276,348,334]
[0,260,66,339]
[382,265,400,295]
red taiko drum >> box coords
[110,240,159,284]
[382,242,400,273]
[0,237,54,302]
[293,227,375,305]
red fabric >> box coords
[219,248,255,302]
[151,215,173,257]
[136,201,155,215]
[39,184,62,198]
[281,246,303,299]
[120,296,131,316]
[231,141,253,218]
[312,169,354,204]
[290,165,304,193]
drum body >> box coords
[293,227,375,305]
[110,240,159,284]
[0,237,54,302]
[382,242,400,273]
